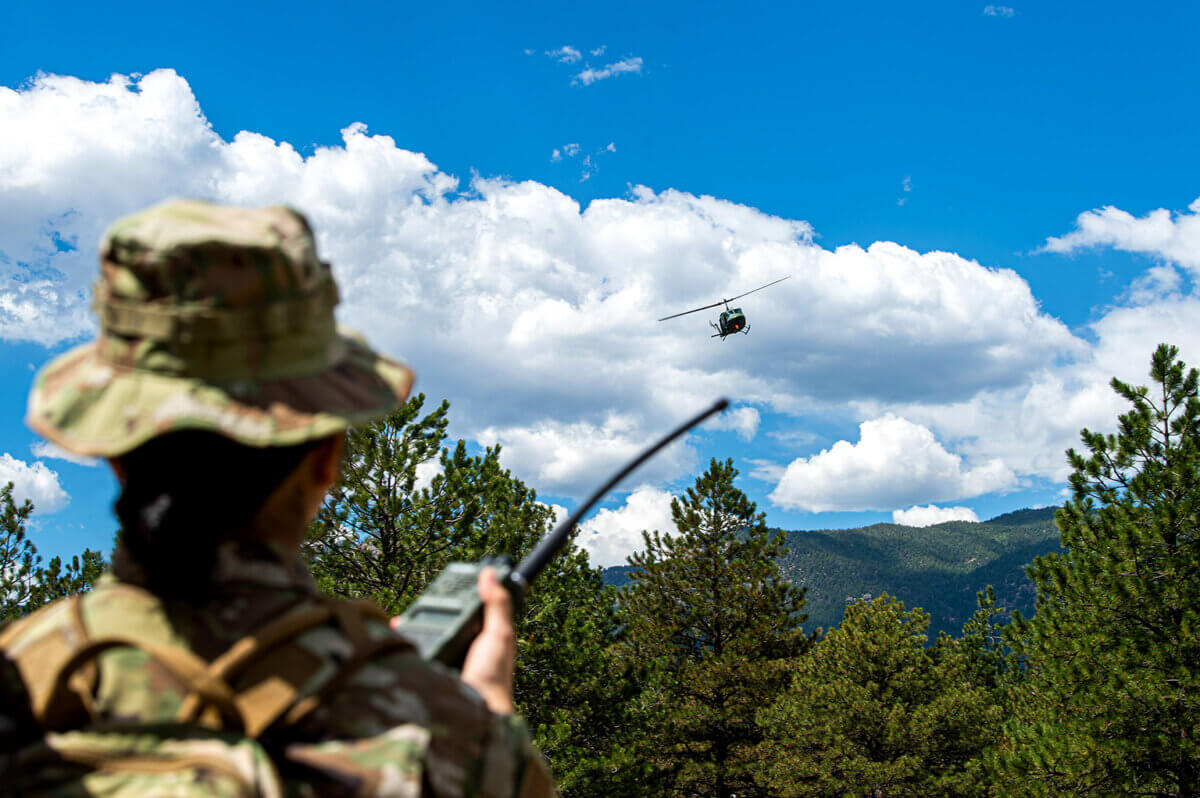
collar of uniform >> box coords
[209,541,320,594]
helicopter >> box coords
[657,276,791,339]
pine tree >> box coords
[946,585,1011,693]
[305,394,489,611]
[618,458,810,797]
[999,343,1200,795]
[759,594,1003,797]
[0,484,39,624]
[0,483,105,624]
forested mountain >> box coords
[603,507,1063,637]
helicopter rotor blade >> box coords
[657,299,728,322]
[723,275,791,304]
[656,276,790,322]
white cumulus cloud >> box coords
[845,195,1200,490]
[572,485,677,567]
[769,415,1016,512]
[0,70,222,343]
[1041,196,1200,278]
[869,291,1200,485]
[0,454,68,513]
[0,69,1095,499]
[478,414,699,494]
[892,504,979,527]
[5,69,1197,520]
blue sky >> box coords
[2,0,1199,566]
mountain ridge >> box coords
[600,506,1063,637]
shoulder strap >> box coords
[4,588,412,741]
[175,601,340,736]
[40,635,244,732]
[177,597,411,739]
[0,595,97,732]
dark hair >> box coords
[111,431,325,598]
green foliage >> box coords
[759,594,1003,797]
[517,549,644,797]
[305,395,489,612]
[943,585,1011,693]
[0,482,105,624]
[618,458,811,797]
[999,344,1200,795]
[304,395,633,795]
[296,344,1200,795]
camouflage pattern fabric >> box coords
[7,727,287,797]
[0,544,553,797]
[26,199,414,457]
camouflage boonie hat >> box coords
[27,199,414,456]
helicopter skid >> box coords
[711,323,751,340]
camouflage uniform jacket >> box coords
[0,543,554,797]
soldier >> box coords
[0,199,553,796]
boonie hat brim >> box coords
[27,328,413,457]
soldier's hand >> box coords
[459,567,516,715]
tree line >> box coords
[3,343,1197,796]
